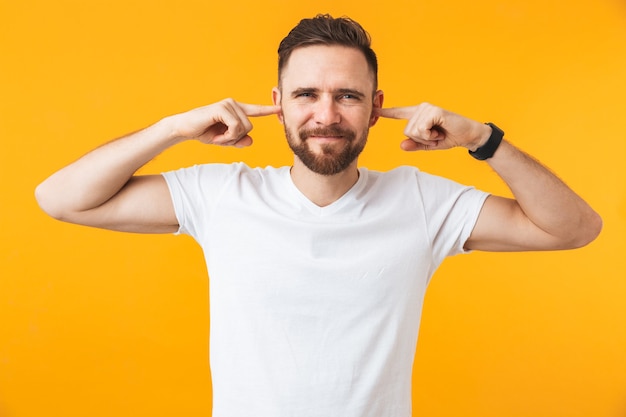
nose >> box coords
[313,95,341,125]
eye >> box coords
[338,92,363,101]
[292,89,316,99]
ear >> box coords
[369,90,384,127]
[272,87,284,124]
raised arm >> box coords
[376,103,602,251]
[35,99,281,233]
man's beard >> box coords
[285,124,368,176]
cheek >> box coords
[347,108,374,129]
[282,106,310,127]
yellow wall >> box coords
[1,0,625,416]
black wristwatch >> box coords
[468,123,504,160]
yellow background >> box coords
[1,0,625,416]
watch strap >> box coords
[469,122,504,160]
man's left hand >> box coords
[376,103,492,152]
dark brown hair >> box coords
[277,14,378,89]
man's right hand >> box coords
[36,98,281,233]
[169,99,281,147]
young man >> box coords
[36,14,601,417]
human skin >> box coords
[272,45,383,206]
[35,44,601,249]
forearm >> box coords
[486,139,602,247]
[36,117,180,218]
[377,103,602,250]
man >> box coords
[36,14,601,417]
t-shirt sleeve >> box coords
[161,163,243,242]
[414,170,489,265]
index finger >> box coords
[238,102,282,117]
[375,106,416,120]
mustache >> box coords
[298,126,356,141]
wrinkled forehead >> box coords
[279,45,376,92]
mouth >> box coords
[308,135,344,141]
[300,127,354,142]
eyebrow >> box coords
[290,87,367,99]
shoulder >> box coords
[163,163,287,181]
[162,163,291,196]
[361,166,438,191]
[360,165,488,205]
[361,165,419,183]
[371,166,478,193]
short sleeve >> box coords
[415,170,489,265]
[162,163,243,242]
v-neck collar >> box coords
[281,167,368,217]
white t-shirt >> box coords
[163,163,488,417]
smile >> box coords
[309,135,343,139]
[299,127,355,142]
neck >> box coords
[290,159,360,207]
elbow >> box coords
[35,181,70,221]
[568,210,603,249]
[586,211,604,245]
[34,182,57,219]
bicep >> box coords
[465,195,565,252]
[62,175,179,234]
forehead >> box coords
[280,45,375,92]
